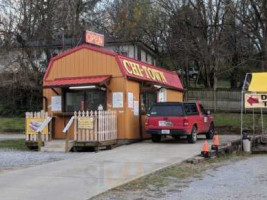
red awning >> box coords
[43,75,111,88]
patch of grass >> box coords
[0,117,25,132]
[0,139,28,151]
[213,112,267,129]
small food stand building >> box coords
[43,44,183,143]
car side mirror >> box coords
[207,110,211,115]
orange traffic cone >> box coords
[212,135,220,150]
[201,140,210,158]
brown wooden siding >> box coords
[45,49,122,81]
[166,89,183,102]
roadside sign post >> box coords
[241,72,267,150]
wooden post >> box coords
[65,130,69,152]
[49,117,53,141]
[37,131,42,152]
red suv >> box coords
[145,102,214,143]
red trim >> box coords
[43,75,111,88]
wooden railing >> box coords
[74,110,117,142]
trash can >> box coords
[242,131,251,153]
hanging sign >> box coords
[244,93,267,108]
[85,31,104,47]
[78,117,94,129]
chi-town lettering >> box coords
[122,60,167,83]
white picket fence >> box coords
[74,110,117,142]
[25,111,50,142]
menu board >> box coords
[158,88,167,102]
[113,92,123,108]
[134,101,139,116]
[128,92,133,108]
[51,96,62,112]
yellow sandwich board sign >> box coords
[26,118,49,134]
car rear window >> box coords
[149,105,184,116]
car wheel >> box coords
[152,135,161,143]
[187,126,197,143]
[206,123,214,139]
[173,135,180,141]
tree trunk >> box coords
[230,53,239,88]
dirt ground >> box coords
[91,154,267,200]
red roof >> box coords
[43,44,183,91]
[43,75,111,88]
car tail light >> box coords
[183,119,189,126]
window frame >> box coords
[63,88,107,112]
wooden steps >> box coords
[41,140,74,152]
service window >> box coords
[85,90,106,111]
[65,91,84,112]
[64,89,106,112]
[140,92,157,114]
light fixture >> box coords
[69,85,96,90]
[154,85,161,89]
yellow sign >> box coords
[122,60,167,83]
[26,118,49,134]
[245,93,267,108]
[78,117,94,129]
[248,73,267,92]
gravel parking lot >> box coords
[171,155,267,200]
[0,149,78,171]
[93,155,267,200]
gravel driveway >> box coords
[0,133,79,171]
[93,155,267,200]
[0,149,78,171]
[169,155,267,200]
